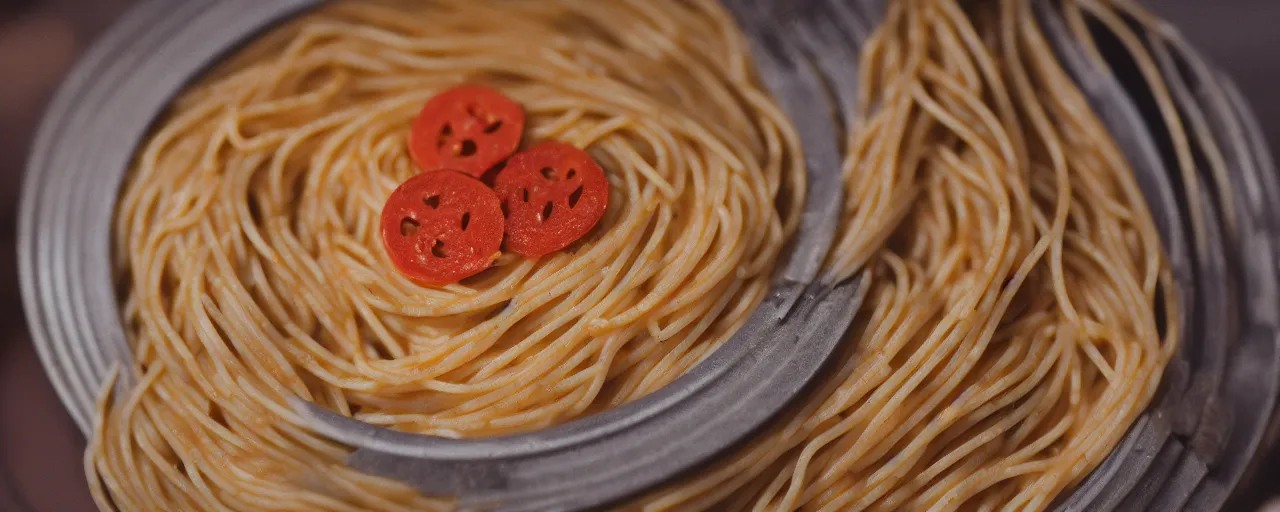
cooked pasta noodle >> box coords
[87,0,1179,510]
[642,0,1177,509]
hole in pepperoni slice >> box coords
[494,141,610,258]
[401,218,420,237]
[458,140,477,157]
[410,85,525,177]
[381,170,505,286]
[466,104,505,134]
[568,186,583,208]
[438,124,453,148]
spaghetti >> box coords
[643,0,1177,508]
[88,0,1179,510]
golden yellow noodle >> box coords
[642,0,1177,509]
[87,0,1179,510]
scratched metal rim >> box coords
[17,1,860,508]
[18,0,327,434]
[1032,2,1280,510]
[16,0,1280,510]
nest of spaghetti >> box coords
[90,1,1179,511]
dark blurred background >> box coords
[0,1,1276,511]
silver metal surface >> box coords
[294,1,879,508]
[15,0,1280,510]
[1035,6,1195,509]
[18,0,325,434]
[1034,2,1280,511]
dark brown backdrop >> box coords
[0,1,1276,510]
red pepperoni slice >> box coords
[380,170,505,286]
[494,141,610,258]
[409,85,525,177]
